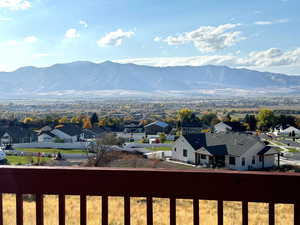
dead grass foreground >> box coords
[1,194,294,225]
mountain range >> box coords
[0,61,300,98]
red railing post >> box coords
[0,193,3,225]
[102,195,108,225]
[170,198,176,225]
[218,200,223,225]
[193,198,199,225]
[146,197,153,225]
[124,196,131,225]
[36,194,44,225]
[80,194,86,225]
[59,194,65,225]
[16,194,23,225]
[242,201,248,225]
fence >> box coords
[0,166,300,225]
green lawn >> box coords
[6,156,52,165]
[287,148,300,153]
[145,146,172,151]
[15,148,87,154]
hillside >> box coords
[0,61,299,98]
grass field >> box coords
[0,194,294,225]
[145,146,172,151]
[15,148,87,155]
[6,156,52,165]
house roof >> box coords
[281,126,300,133]
[257,146,279,155]
[183,133,266,157]
[217,122,246,132]
[0,126,35,139]
[145,121,169,128]
[39,131,56,138]
[55,124,82,136]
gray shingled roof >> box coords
[184,133,268,156]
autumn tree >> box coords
[82,117,92,129]
[177,108,193,122]
[202,113,218,126]
[23,117,33,124]
[58,117,69,124]
[70,116,79,124]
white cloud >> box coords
[153,36,161,42]
[79,20,88,28]
[65,28,79,39]
[157,24,244,53]
[115,47,300,70]
[254,18,289,25]
[32,53,50,59]
[97,29,134,47]
[0,17,12,21]
[24,36,37,43]
[0,0,31,10]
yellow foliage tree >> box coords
[23,117,33,124]
[58,117,69,124]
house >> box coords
[171,133,278,170]
[123,121,144,133]
[37,124,82,143]
[0,127,37,145]
[144,121,171,135]
[273,126,300,136]
[80,127,106,140]
[214,121,246,133]
[180,121,207,135]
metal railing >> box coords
[0,166,300,225]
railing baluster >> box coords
[102,195,108,225]
[295,201,300,225]
[59,194,65,225]
[170,198,176,225]
[146,197,153,225]
[80,195,86,225]
[36,194,44,225]
[269,202,275,225]
[242,201,248,225]
[124,196,131,225]
[193,198,199,225]
[0,193,3,225]
[16,194,23,225]
[217,200,223,225]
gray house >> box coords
[172,133,278,170]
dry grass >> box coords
[1,194,294,225]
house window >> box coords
[174,148,176,152]
[242,157,245,166]
[183,149,188,157]
[229,156,235,165]
[252,156,255,164]
[259,155,263,162]
[201,154,206,159]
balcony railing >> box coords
[0,166,300,225]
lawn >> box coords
[0,194,294,225]
[287,148,299,153]
[15,148,87,155]
[6,156,52,165]
[145,146,172,151]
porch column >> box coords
[277,153,280,168]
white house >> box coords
[172,133,278,170]
[214,122,246,133]
[37,124,82,143]
[273,126,300,136]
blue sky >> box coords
[0,0,300,74]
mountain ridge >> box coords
[0,61,299,98]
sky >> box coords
[0,0,300,74]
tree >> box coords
[223,113,231,122]
[159,133,166,143]
[257,109,275,130]
[244,114,257,131]
[177,108,193,122]
[90,113,99,125]
[23,117,33,124]
[83,117,92,129]
[70,116,79,123]
[202,113,218,126]
[89,133,126,166]
[58,117,69,124]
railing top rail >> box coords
[1,165,300,176]
[0,166,299,203]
